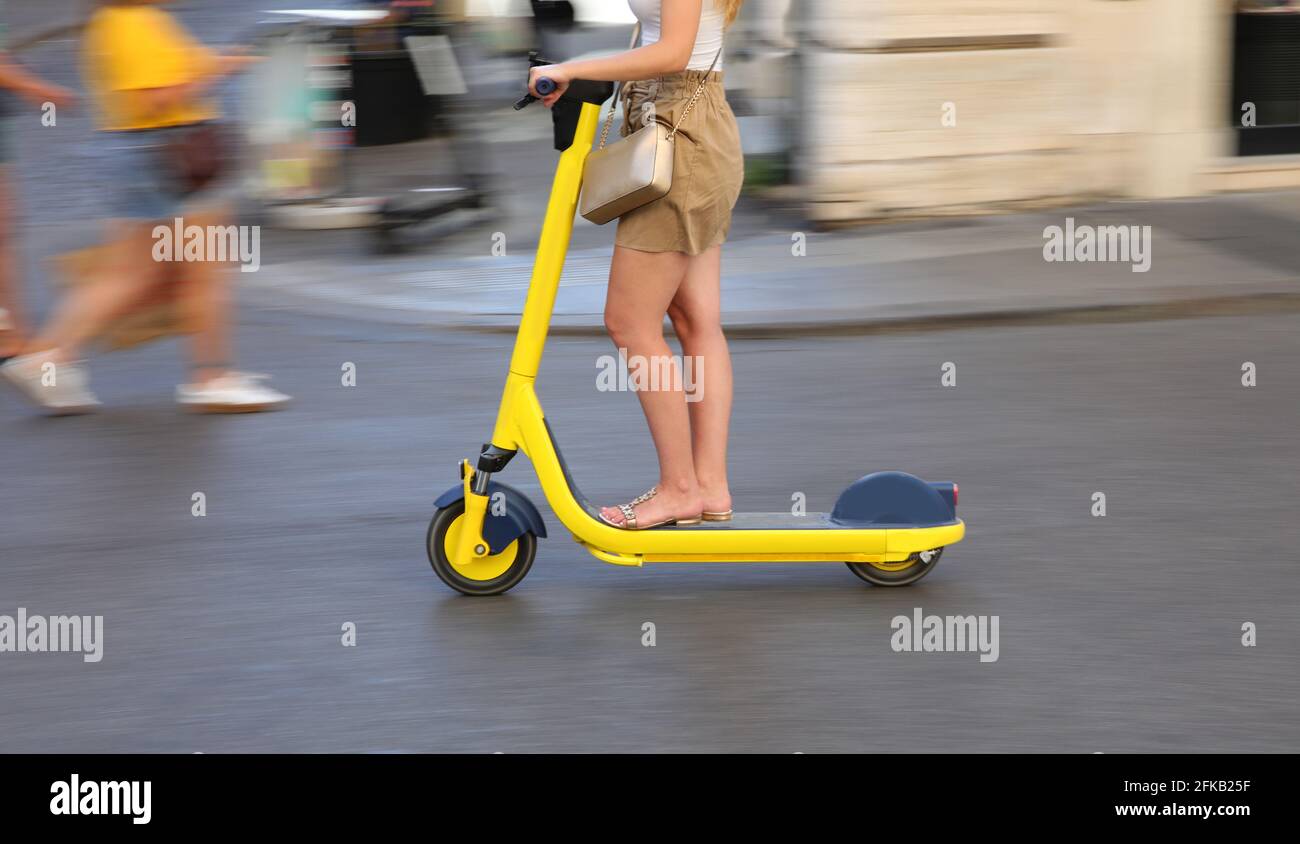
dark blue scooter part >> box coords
[434,480,547,554]
[830,471,958,528]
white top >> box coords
[627,0,725,72]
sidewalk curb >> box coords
[482,290,1300,337]
[242,284,1300,338]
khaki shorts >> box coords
[614,70,744,256]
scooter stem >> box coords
[506,102,602,380]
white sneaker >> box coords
[0,351,101,415]
[176,371,290,413]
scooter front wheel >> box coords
[846,547,943,587]
[427,501,537,596]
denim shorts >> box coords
[97,126,230,221]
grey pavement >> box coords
[3,310,1297,752]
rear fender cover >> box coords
[830,471,957,528]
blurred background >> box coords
[4,1,1300,255]
[2,0,1299,753]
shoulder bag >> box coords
[579,23,720,225]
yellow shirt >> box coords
[83,6,220,131]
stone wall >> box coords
[799,0,1241,223]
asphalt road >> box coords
[2,309,1297,752]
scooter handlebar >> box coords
[513,56,557,110]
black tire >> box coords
[846,547,943,587]
[427,500,537,596]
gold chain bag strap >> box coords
[578,23,721,225]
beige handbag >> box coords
[579,24,721,225]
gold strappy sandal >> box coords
[702,509,733,522]
[599,486,703,531]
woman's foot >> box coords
[0,350,101,415]
[698,480,732,520]
[600,485,703,530]
[176,371,290,413]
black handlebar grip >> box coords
[535,77,557,95]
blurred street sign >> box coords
[404,35,469,96]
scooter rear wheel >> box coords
[427,500,537,596]
[846,548,943,587]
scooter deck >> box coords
[654,512,957,531]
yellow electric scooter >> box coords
[426,68,965,596]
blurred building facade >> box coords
[796,0,1298,223]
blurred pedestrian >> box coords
[0,3,76,364]
[1,0,289,414]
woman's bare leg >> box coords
[176,204,233,385]
[600,244,704,526]
[667,244,732,515]
[0,169,25,358]
[29,220,165,363]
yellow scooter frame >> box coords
[427,95,964,595]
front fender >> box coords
[434,480,547,554]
